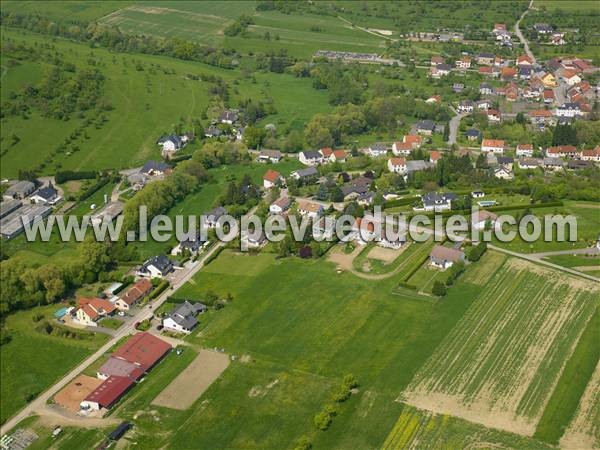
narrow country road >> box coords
[447,111,467,146]
[0,240,226,436]
[515,0,536,65]
[527,246,599,259]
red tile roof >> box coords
[78,297,116,316]
[84,375,134,408]
[389,157,406,166]
[320,147,333,157]
[263,169,282,183]
[332,150,347,159]
[482,139,505,148]
[430,151,442,161]
[112,332,171,372]
[403,135,422,146]
[120,279,153,306]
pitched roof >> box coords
[430,245,464,263]
[389,157,406,166]
[517,144,533,150]
[320,147,333,157]
[297,200,323,213]
[403,135,422,145]
[141,160,171,174]
[332,150,347,159]
[263,169,282,183]
[98,357,145,380]
[293,167,319,178]
[430,151,442,161]
[120,279,153,306]
[482,139,505,148]
[78,297,116,316]
[84,375,134,408]
[112,332,172,371]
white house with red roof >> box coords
[387,158,407,174]
[263,169,284,189]
[481,139,505,154]
[516,144,534,157]
[392,141,413,156]
[74,297,117,327]
[429,151,442,164]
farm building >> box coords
[3,180,35,200]
[257,149,283,163]
[30,182,61,205]
[81,333,172,411]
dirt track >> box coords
[152,349,230,410]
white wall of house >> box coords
[162,317,192,334]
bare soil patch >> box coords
[54,375,102,413]
[327,244,363,271]
[367,246,402,263]
[152,350,230,410]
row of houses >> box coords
[73,278,154,326]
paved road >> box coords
[447,111,467,145]
[0,241,226,436]
[514,0,536,65]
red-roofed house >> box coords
[529,109,553,125]
[501,67,517,80]
[481,139,505,154]
[75,297,116,326]
[517,55,533,67]
[263,169,284,189]
[319,147,333,159]
[486,109,502,123]
[115,278,153,311]
[581,147,600,162]
[561,69,582,86]
[455,56,471,70]
[330,150,347,163]
[403,135,422,148]
[546,146,581,158]
[387,158,407,174]
[429,151,442,164]
[392,141,413,156]
[516,144,534,157]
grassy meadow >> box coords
[0,304,109,424]
[0,27,331,178]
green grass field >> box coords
[0,27,331,178]
[88,248,481,449]
[382,404,553,450]
[0,304,109,424]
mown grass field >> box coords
[0,27,331,178]
[78,248,480,449]
[0,304,109,424]
[403,256,599,436]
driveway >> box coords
[447,111,467,145]
[514,0,536,65]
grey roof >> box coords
[301,150,322,159]
[164,134,183,148]
[497,156,514,164]
[406,160,434,173]
[422,192,457,207]
[369,142,388,152]
[166,301,207,330]
[437,63,452,71]
[568,160,593,170]
[416,119,435,131]
[341,176,372,196]
[204,125,222,137]
[34,182,58,201]
[543,157,564,166]
[558,103,580,110]
[204,206,227,221]
[141,160,171,174]
[5,180,35,196]
[143,255,172,273]
[466,128,481,137]
[259,149,282,159]
[219,110,238,122]
[0,199,22,218]
[180,233,207,250]
[293,167,319,178]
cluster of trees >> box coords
[303,95,448,148]
[124,159,208,232]
[0,240,132,317]
[218,174,261,216]
[191,141,249,169]
[313,374,358,431]
[467,242,488,262]
[0,12,239,69]
[223,15,254,37]
[1,43,106,120]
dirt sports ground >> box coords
[152,349,230,410]
[54,375,103,413]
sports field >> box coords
[402,257,599,436]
